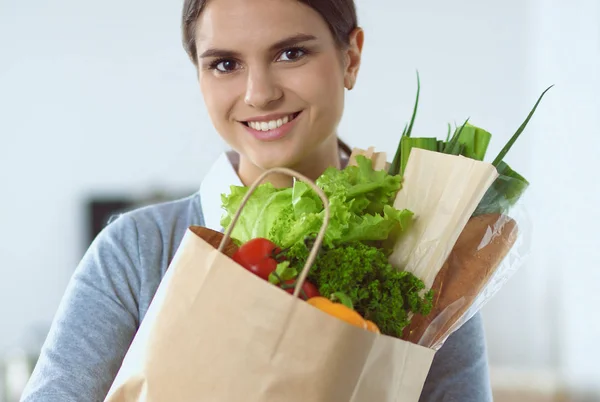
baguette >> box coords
[401,213,518,348]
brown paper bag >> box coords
[104,167,436,402]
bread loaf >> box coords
[401,213,518,348]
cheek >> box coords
[289,56,345,124]
[198,75,249,148]
[199,75,238,129]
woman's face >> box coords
[194,0,362,170]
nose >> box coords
[244,67,283,109]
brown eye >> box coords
[278,48,306,62]
[214,60,239,73]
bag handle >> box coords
[218,168,330,299]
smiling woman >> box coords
[19,1,492,401]
[183,0,363,188]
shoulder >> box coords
[108,191,205,232]
[105,190,206,262]
[89,191,207,316]
[95,192,205,262]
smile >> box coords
[243,112,301,132]
[241,111,302,141]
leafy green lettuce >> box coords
[220,183,292,244]
[220,155,413,249]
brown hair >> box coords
[181,0,358,64]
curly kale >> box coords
[286,240,433,338]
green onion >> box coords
[473,85,553,215]
[443,118,470,155]
[437,140,446,152]
[389,123,408,176]
[492,85,554,166]
[389,71,421,176]
[404,70,420,139]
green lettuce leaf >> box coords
[220,155,413,251]
[341,205,414,244]
[220,183,292,244]
[316,155,402,215]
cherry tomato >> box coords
[232,238,280,281]
[282,279,321,300]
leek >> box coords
[473,161,529,216]
[387,72,553,216]
[399,137,438,175]
[456,123,492,161]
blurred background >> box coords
[1,0,598,401]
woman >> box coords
[21,0,493,400]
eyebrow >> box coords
[199,33,318,59]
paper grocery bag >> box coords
[104,167,436,402]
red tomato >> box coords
[232,238,280,281]
[282,279,321,300]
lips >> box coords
[241,111,302,142]
[242,112,301,132]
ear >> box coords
[343,27,364,90]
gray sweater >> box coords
[20,192,493,401]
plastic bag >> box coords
[400,169,531,350]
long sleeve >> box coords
[419,312,493,401]
[20,214,142,401]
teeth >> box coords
[248,114,295,131]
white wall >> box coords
[526,0,600,394]
[0,0,224,354]
[1,0,597,395]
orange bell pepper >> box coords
[365,320,380,334]
[307,293,380,334]
[307,296,366,329]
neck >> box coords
[237,136,342,188]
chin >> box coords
[240,138,306,170]
[248,150,302,171]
